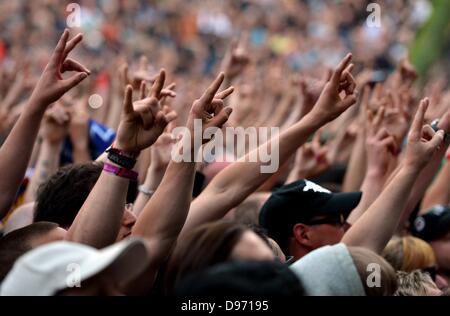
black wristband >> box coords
[106,148,137,169]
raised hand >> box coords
[289,130,330,180]
[30,30,90,109]
[221,38,250,81]
[41,103,70,145]
[187,72,234,137]
[404,98,444,172]
[309,53,358,125]
[120,56,157,90]
[365,106,397,175]
[295,70,331,118]
[115,70,177,154]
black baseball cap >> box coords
[411,205,450,241]
[259,179,362,249]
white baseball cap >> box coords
[289,243,366,296]
[0,238,149,296]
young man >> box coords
[259,179,361,260]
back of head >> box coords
[394,270,440,296]
[349,246,398,296]
[164,221,248,293]
[382,236,435,272]
[34,163,102,227]
[290,244,397,296]
[174,261,304,297]
[0,222,59,282]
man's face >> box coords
[305,214,346,248]
[306,223,345,248]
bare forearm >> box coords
[133,160,196,245]
[0,103,45,219]
[185,112,323,232]
[342,130,366,192]
[422,159,450,210]
[342,166,419,253]
[268,92,296,127]
[65,168,129,248]
[346,170,385,225]
[72,143,91,163]
[401,144,448,222]
[133,167,165,217]
[24,140,62,203]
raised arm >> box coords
[346,106,397,224]
[24,104,70,203]
[342,98,444,253]
[183,53,358,234]
[421,155,450,210]
[0,30,89,219]
[65,70,176,248]
[399,109,450,223]
[132,73,233,258]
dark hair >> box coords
[0,222,59,281]
[164,221,250,293]
[34,162,138,227]
[33,163,103,227]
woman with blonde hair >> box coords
[382,236,436,272]
[382,236,447,289]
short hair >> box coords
[349,246,398,296]
[394,270,438,296]
[382,236,436,272]
[34,163,102,227]
[0,222,59,282]
[34,162,137,227]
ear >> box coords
[293,223,314,247]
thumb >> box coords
[428,130,444,151]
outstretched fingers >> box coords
[48,30,70,70]
[149,69,166,99]
[410,98,429,141]
[199,72,225,105]
[330,53,352,86]
[123,85,134,115]
[215,86,235,100]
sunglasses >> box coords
[308,214,345,227]
[421,266,438,282]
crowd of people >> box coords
[0,0,450,297]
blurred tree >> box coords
[410,0,450,80]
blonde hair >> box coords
[382,236,436,272]
[394,270,438,296]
